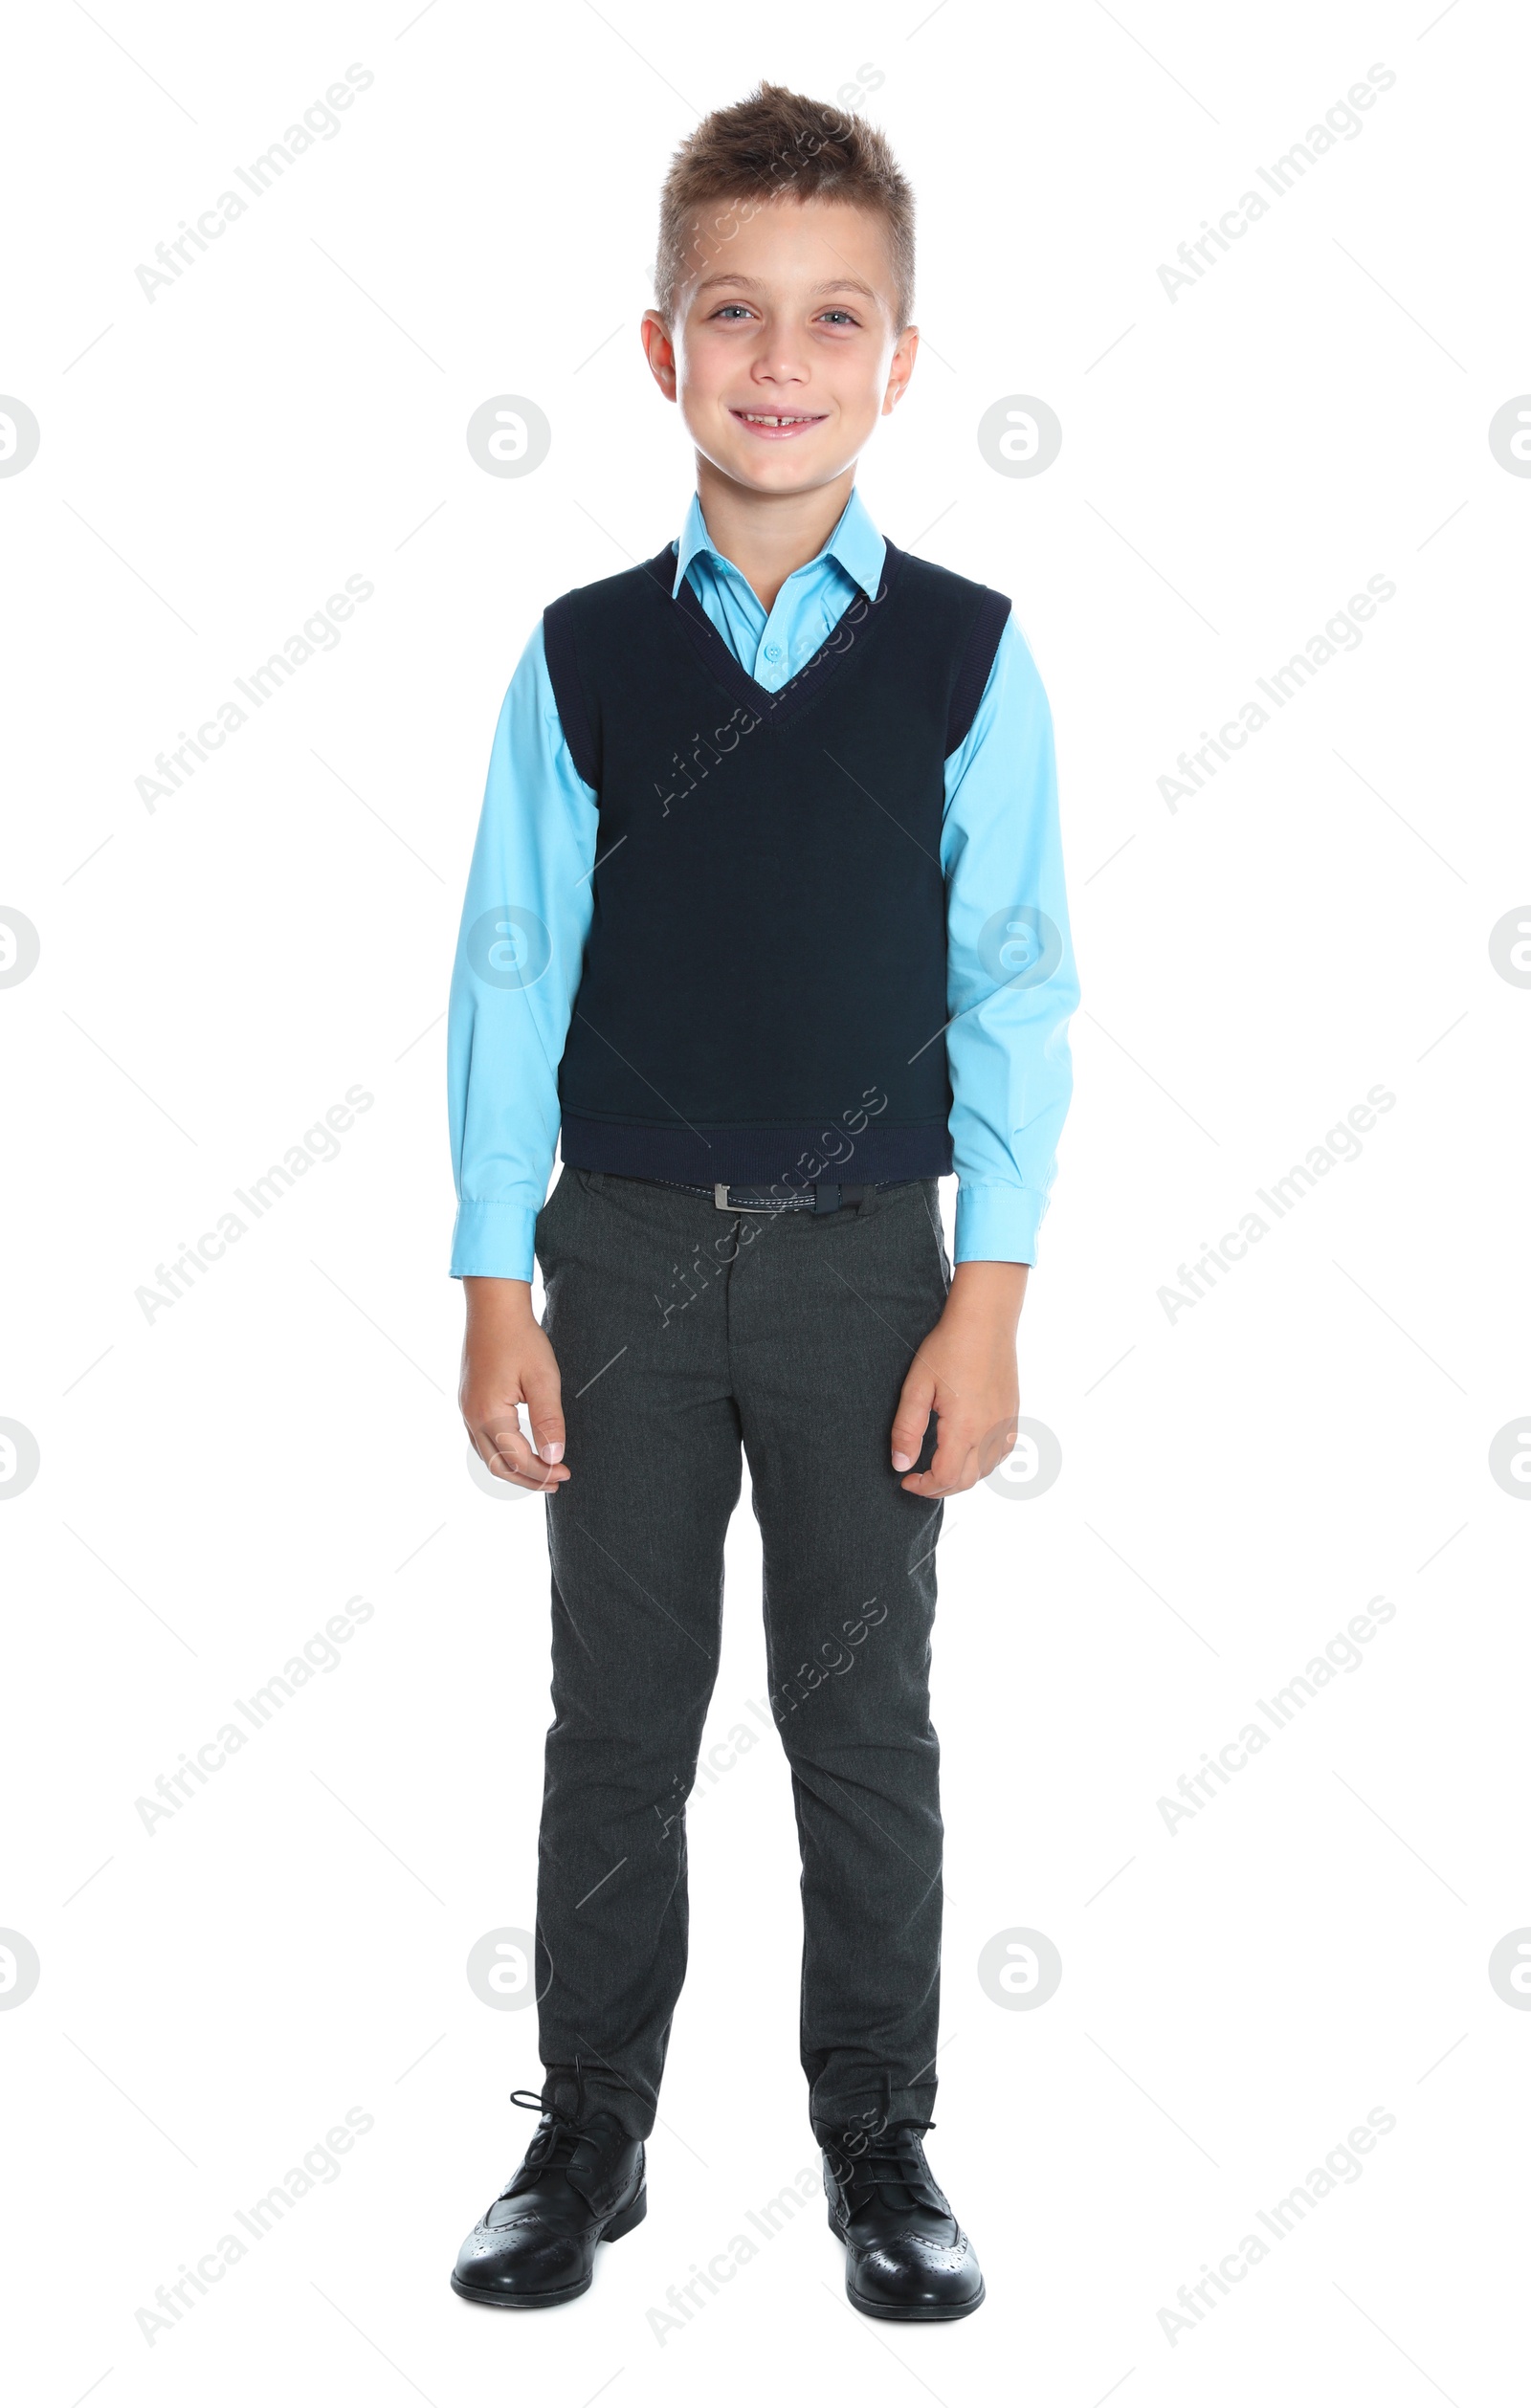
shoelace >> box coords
[504,2085,589,2184]
[830,2122,943,2214]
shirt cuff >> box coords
[954,1182,1045,1267]
[450,1198,540,1283]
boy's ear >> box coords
[640,312,678,401]
[883,325,920,412]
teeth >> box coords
[741,412,814,425]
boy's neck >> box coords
[692,458,858,614]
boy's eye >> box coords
[707,303,860,326]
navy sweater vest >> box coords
[542,538,1011,1191]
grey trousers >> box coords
[531,1165,951,2144]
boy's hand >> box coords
[460,1276,570,1490]
[890,1261,1030,1497]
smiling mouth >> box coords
[729,408,828,439]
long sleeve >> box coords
[447,621,599,1280]
[941,612,1079,1265]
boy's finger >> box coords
[522,1375,566,1466]
[480,1423,568,1488]
[976,1416,1019,1478]
[900,1425,978,1497]
[890,1368,938,1471]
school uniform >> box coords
[447,489,1076,2312]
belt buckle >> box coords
[715,1182,796,1213]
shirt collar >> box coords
[671,484,885,603]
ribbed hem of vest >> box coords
[450,1197,540,1284]
[953,1181,1046,1267]
[559,1116,954,1189]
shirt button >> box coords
[764,642,782,662]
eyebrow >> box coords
[693,274,880,300]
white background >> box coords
[3,2,1527,2401]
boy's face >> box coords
[643,193,917,497]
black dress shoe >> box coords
[452,2087,647,2309]
[823,2123,985,2321]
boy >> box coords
[447,82,1076,2320]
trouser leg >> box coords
[729,1179,952,2141]
[533,1167,742,2139]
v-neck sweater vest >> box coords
[542,540,1011,1191]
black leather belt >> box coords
[594,1170,897,1214]
[712,1182,868,1214]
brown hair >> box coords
[654,80,915,335]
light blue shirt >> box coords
[449,487,1077,1282]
